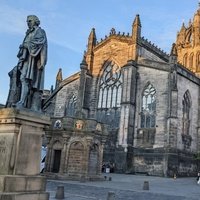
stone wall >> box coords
[54,79,79,117]
[176,73,199,151]
[89,38,132,76]
[134,60,169,148]
[139,47,165,62]
[132,59,169,175]
[67,142,84,175]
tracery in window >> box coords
[98,61,122,109]
[65,94,77,117]
[141,83,156,128]
[182,90,191,135]
[97,61,122,127]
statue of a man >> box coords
[15,15,47,111]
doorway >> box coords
[52,150,61,173]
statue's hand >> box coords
[17,62,23,70]
[19,42,28,49]
[23,42,28,48]
[19,44,23,49]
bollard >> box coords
[143,181,149,190]
[173,174,176,179]
[108,177,112,181]
[55,185,64,199]
[107,191,115,200]
[80,175,86,183]
[104,176,107,180]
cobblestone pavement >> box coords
[46,173,200,200]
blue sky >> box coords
[0,0,198,104]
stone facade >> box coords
[44,6,200,177]
[44,117,107,180]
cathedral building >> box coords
[43,6,200,177]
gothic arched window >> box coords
[97,61,122,126]
[141,83,156,128]
[182,90,191,135]
[98,62,122,109]
[65,94,77,117]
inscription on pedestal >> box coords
[0,138,6,153]
[0,134,14,174]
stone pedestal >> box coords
[0,108,50,200]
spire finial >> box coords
[80,51,88,69]
[56,68,62,81]
[55,68,63,89]
[170,43,177,56]
[133,14,141,27]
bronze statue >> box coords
[6,15,47,111]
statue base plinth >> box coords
[0,175,49,200]
[0,108,50,200]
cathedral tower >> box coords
[176,4,200,75]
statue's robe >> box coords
[18,26,47,91]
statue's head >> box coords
[27,15,40,27]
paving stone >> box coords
[46,174,199,200]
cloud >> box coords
[0,3,27,36]
[0,2,85,54]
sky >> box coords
[0,0,199,104]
